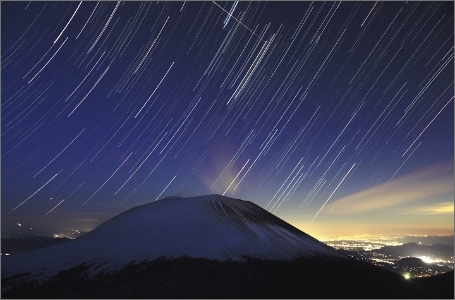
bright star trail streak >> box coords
[54,1,82,44]
[159,96,200,155]
[84,152,134,205]
[114,133,167,195]
[34,128,86,177]
[134,62,175,118]
[311,163,356,222]
[270,158,307,214]
[1,1,453,238]
[223,1,238,29]
[76,2,99,39]
[383,141,422,193]
[402,96,453,157]
[88,1,120,54]
[154,176,177,201]
[44,199,65,217]
[223,159,250,196]
[266,157,305,210]
[211,1,264,41]
[361,2,378,28]
[27,37,69,84]
[10,171,62,213]
[64,51,106,103]
[133,16,170,74]
[68,64,111,117]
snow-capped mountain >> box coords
[2,194,344,281]
[3,195,453,299]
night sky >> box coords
[2,1,453,238]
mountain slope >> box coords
[2,195,344,282]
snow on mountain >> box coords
[2,194,345,281]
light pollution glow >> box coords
[285,161,454,238]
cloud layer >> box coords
[323,162,453,215]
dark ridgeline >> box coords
[3,256,453,298]
[2,195,453,298]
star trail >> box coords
[2,1,453,238]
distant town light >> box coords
[418,256,434,264]
[403,273,411,280]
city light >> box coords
[418,256,435,264]
[321,234,454,278]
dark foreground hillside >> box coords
[3,256,453,299]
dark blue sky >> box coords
[2,1,453,238]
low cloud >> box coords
[400,202,454,215]
[323,162,453,214]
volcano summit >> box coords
[2,195,452,298]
